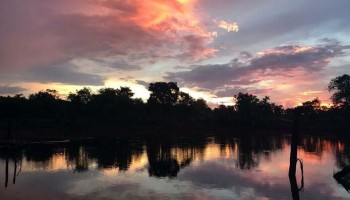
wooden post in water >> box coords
[289,116,303,200]
[289,128,300,200]
[289,117,299,177]
[13,159,17,184]
[7,121,11,140]
[5,149,9,188]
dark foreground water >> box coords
[0,133,350,200]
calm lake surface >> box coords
[0,133,349,200]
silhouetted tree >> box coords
[89,87,135,119]
[116,87,134,99]
[328,74,350,108]
[94,88,118,100]
[258,96,274,115]
[29,89,59,101]
[328,74,350,132]
[148,82,179,106]
[234,93,259,112]
[67,88,92,119]
[115,87,135,108]
[177,91,195,106]
[302,98,321,109]
[213,105,236,124]
[28,89,63,118]
[192,98,211,120]
[296,98,320,116]
[272,104,284,116]
[68,87,92,105]
[234,92,259,126]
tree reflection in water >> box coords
[1,145,22,188]
[147,137,207,178]
[1,132,350,199]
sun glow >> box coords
[129,0,199,29]
[105,79,150,100]
[177,0,193,3]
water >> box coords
[0,133,349,200]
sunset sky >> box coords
[1,0,350,107]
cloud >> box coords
[177,35,217,61]
[214,20,239,32]
[109,60,141,71]
[252,44,348,72]
[166,61,245,89]
[28,63,106,86]
[135,80,150,88]
[89,58,142,71]
[200,0,350,51]
[300,90,322,96]
[0,86,27,95]
[166,43,349,95]
[0,63,106,86]
[0,0,217,74]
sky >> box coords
[1,0,350,107]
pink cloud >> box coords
[166,43,349,107]
[0,0,217,71]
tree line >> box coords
[0,74,349,135]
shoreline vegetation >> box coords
[1,75,349,141]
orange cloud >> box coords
[107,0,204,36]
[257,45,314,56]
[1,0,220,71]
[300,90,322,96]
[115,0,217,61]
[215,20,239,32]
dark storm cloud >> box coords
[0,86,27,95]
[166,43,349,92]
